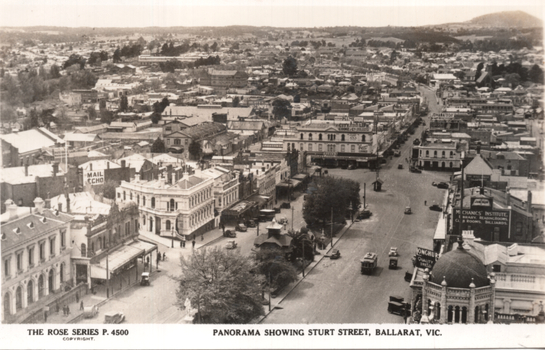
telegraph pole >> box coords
[330,207,333,248]
[291,207,294,232]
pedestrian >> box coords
[181,235,186,248]
[76,292,79,303]
[221,223,225,234]
[163,252,166,261]
[80,300,84,311]
[66,305,70,315]
[424,200,427,206]
[192,239,196,249]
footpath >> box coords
[45,220,352,324]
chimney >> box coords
[107,162,110,169]
[52,162,59,177]
[90,163,93,171]
[135,173,140,182]
[45,198,51,209]
[121,160,126,168]
[25,163,29,177]
[34,197,44,214]
[7,203,18,221]
[64,187,70,213]
[527,190,532,212]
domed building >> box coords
[410,241,496,324]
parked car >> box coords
[429,204,442,212]
[436,182,449,189]
[409,167,422,173]
[277,216,288,225]
[330,249,341,259]
[357,209,372,220]
[140,272,150,286]
[104,312,125,324]
[413,139,420,145]
[404,206,412,214]
[235,223,247,232]
[394,150,401,157]
[280,202,291,209]
[388,247,399,256]
[245,219,257,228]
[223,230,236,238]
[225,240,238,249]
[398,164,403,169]
[273,207,281,213]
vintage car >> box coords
[394,150,401,157]
[140,272,150,286]
[357,209,372,220]
[330,249,341,259]
[104,312,125,324]
[409,167,422,173]
[398,164,403,169]
[245,219,257,228]
[225,240,238,249]
[223,230,236,238]
[404,206,412,214]
[429,204,442,212]
[388,247,399,256]
[235,223,247,232]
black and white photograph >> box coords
[0,0,544,348]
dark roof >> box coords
[430,244,489,288]
[180,122,226,140]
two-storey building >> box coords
[116,172,215,238]
[2,198,73,323]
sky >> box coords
[0,0,543,28]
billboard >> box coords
[84,170,105,186]
[453,208,510,240]
[415,247,438,269]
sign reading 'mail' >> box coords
[415,247,438,269]
[84,170,105,186]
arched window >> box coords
[426,150,429,157]
[308,144,313,151]
[341,134,345,141]
[361,135,366,142]
[38,275,44,298]
[15,286,22,311]
[27,280,34,305]
[170,199,175,212]
[433,150,437,158]
[319,134,322,140]
[166,220,171,230]
[81,243,86,257]
[151,197,155,208]
[60,263,64,283]
[441,151,445,158]
[4,293,10,316]
[308,133,313,140]
[143,196,146,206]
[300,133,303,139]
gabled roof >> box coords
[0,128,64,154]
[464,153,493,176]
[177,175,205,189]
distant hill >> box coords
[467,11,542,28]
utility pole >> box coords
[330,206,333,248]
[291,207,294,232]
[302,239,305,277]
[106,249,109,298]
[363,183,366,208]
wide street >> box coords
[262,95,452,324]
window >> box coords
[300,133,303,139]
[341,134,345,141]
[170,199,175,212]
[81,243,86,257]
[130,192,133,201]
[3,258,10,277]
[166,126,172,131]
[341,144,345,152]
[28,247,34,266]
[308,133,313,140]
[60,263,64,283]
[123,191,126,201]
[318,144,323,151]
[442,151,445,158]
[166,220,171,230]
[117,192,121,199]
[166,139,170,145]
[60,229,66,248]
[493,227,500,241]
[137,195,140,205]
[450,151,454,158]
[433,151,437,158]
[361,135,366,142]
[351,145,355,153]
[16,252,23,271]
[492,265,501,272]
[49,238,55,256]
[39,242,45,261]
[174,139,181,145]
[308,144,313,151]
[319,134,322,141]
[426,150,429,157]
[300,143,304,151]
[143,196,146,206]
